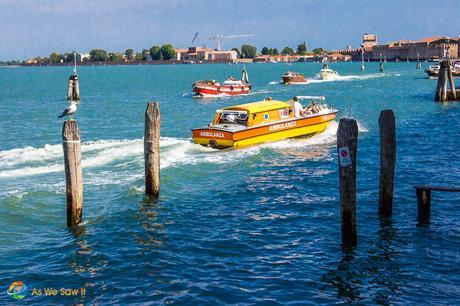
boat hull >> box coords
[193,83,251,97]
[318,73,339,80]
[282,76,308,84]
[425,70,460,78]
[192,112,337,149]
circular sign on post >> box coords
[338,146,352,167]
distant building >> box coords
[363,33,377,50]
[79,53,91,61]
[253,54,314,63]
[175,47,237,62]
[325,52,352,62]
[343,35,459,61]
[372,36,458,61]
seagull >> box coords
[58,102,77,119]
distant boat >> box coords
[281,71,308,85]
[317,63,340,80]
[192,67,251,98]
[425,62,460,79]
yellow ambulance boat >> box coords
[192,96,338,149]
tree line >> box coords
[24,42,327,64]
[231,42,325,59]
[29,44,176,64]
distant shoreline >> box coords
[19,59,236,67]
[11,59,443,68]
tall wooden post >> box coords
[447,60,457,101]
[416,188,431,224]
[441,65,448,102]
[62,120,83,227]
[379,110,396,217]
[67,75,80,101]
[144,102,161,197]
[435,69,443,102]
[337,119,358,247]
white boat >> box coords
[317,64,340,80]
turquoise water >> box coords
[0,62,459,304]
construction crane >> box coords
[209,34,255,51]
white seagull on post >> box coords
[58,102,77,119]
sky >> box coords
[1,0,459,60]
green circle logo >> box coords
[7,281,27,300]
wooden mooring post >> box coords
[67,75,80,101]
[337,118,358,247]
[435,59,458,102]
[144,102,161,198]
[379,110,396,217]
[415,186,460,224]
[62,120,83,227]
[67,51,80,101]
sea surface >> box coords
[0,62,459,305]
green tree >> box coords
[297,42,307,55]
[312,48,324,55]
[281,46,294,55]
[271,48,279,55]
[109,52,123,62]
[63,52,81,62]
[241,44,257,58]
[149,45,161,60]
[141,49,149,60]
[231,47,241,58]
[125,49,134,61]
[89,49,108,61]
[134,52,144,61]
[261,46,270,55]
[49,52,64,63]
[160,44,175,60]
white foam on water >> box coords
[308,73,387,83]
[0,137,189,179]
[0,139,141,168]
[268,81,281,85]
[357,121,369,133]
[0,119,367,189]
[260,121,338,150]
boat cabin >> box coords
[212,100,292,128]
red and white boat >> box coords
[193,68,251,98]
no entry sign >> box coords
[338,146,352,167]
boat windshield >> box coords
[218,110,248,125]
[223,79,243,86]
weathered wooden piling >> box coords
[337,118,358,247]
[416,187,431,224]
[435,60,457,102]
[379,110,396,217]
[415,185,460,224]
[62,120,83,227]
[144,102,161,197]
[447,60,457,101]
[67,75,80,101]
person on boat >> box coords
[289,97,305,118]
[310,100,320,113]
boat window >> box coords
[218,111,248,125]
